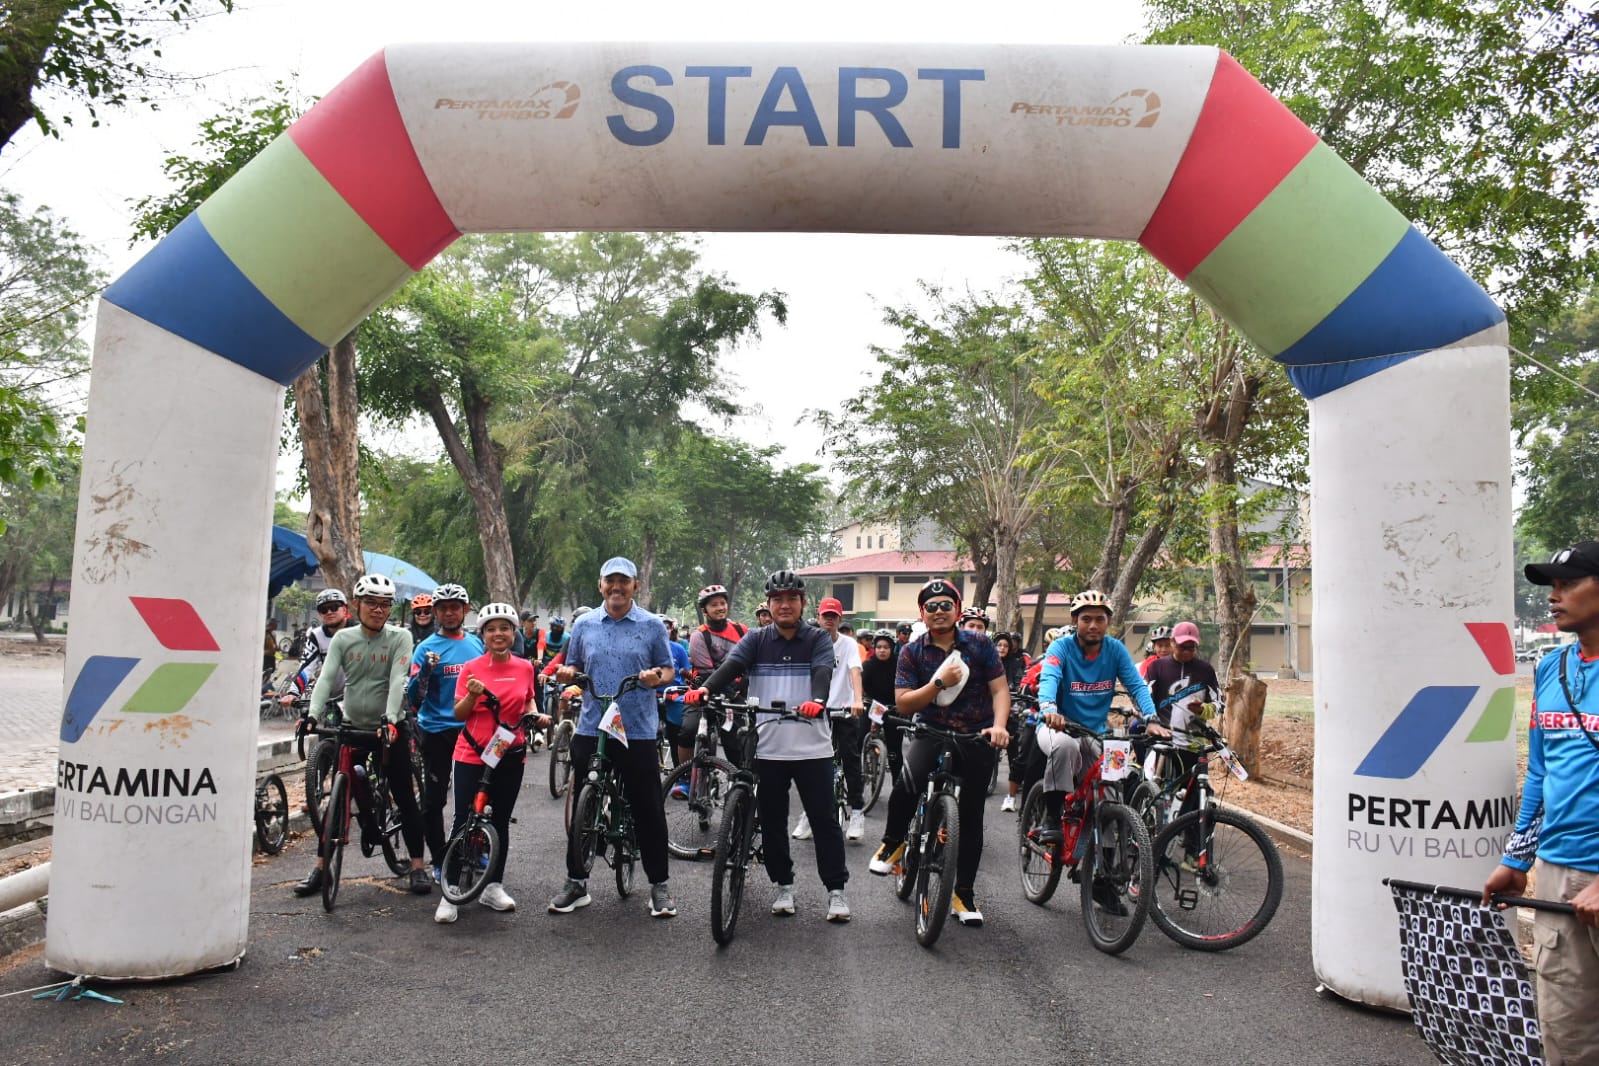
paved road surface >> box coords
[1,755,1436,1066]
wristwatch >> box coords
[932,677,946,690]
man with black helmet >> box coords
[869,578,1009,928]
[281,587,350,705]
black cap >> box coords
[918,578,962,607]
[896,622,913,633]
[1525,542,1599,585]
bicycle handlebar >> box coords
[566,672,644,701]
[881,714,990,744]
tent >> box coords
[268,525,320,598]
[363,550,438,601]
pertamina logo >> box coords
[1010,88,1161,129]
[434,81,581,122]
[60,597,220,744]
[1354,622,1516,779]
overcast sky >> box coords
[1,0,1149,485]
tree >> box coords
[0,456,78,637]
[1520,357,1599,551]
[0,0,233,150]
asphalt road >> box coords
[1,762,1436,1066]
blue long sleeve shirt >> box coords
[1503,645,1599,874]
[1036,633,1156,732]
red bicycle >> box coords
[297,708,408,912]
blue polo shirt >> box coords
[566,603,673,742]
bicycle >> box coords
[253,772,289,854]
[860,719,890,814]
[662,688,736,861]
[1016,715,1155,955]
[566,673,646,899]
[439,689,534,905]
[296,708,410,911]
[881,713,988,948]
[1123,715,1283,951]
[545,679,577,799]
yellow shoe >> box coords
[868,841,906,876]
[951,890,984,927]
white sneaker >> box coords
[531,733,546,753]
[792,814,812,840]
[826,888,851,923]
[846,809,866,841]
[1001,795,1018,813]
[480,882,516,911]
[434,897,458,924]
[771,883,797,915]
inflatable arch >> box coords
[54,44,1512,1006]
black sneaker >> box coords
[1035,826,1064,847]
[548,879,592,914]
[408,867,433,896]
[292,868,324,897]
[1091,879,1129,917]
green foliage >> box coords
[0,0,235,147]
[1519,357,1599,550]
[271,495,305,533]
[0,455,79,611]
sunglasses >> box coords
[317,604,343,613]
[922,600,956,613]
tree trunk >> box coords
[1223,672,1268,774]
[1089,480,1135,592]
[1209,444,1258,678]
[1108,513,1173,639]
[423,388,519,603]
[292,337,364,594]
[993,526,1021,633]
[0,1,69,151]
[964,528,997,616]
[639,529,658,608]
[1027,567,1055,655]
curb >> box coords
[0,899,45,959]
[1233,806,1314,854]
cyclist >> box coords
[540,615,569,667]
[406,583,482,881]
[435,602,552,923]
[1031,591,1162,871]
[995,631,1028,813]
[794,597,866,843]
[1139,624,1174,678]
[682,584,748,771]
[862,630,903,784]
[548,558,679,919]
[1143,620,1219,848]
[281,588,350,705]
[293,575,429,897]
[960,607,990,634]
[868,579,1009,928]
[659,616,692,765]
[688,569,851,922]
[407,593,436,645]
[895,621,913,648]
[755,606,773,628]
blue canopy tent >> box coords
[269,525,320,598]
[362,550,439,602]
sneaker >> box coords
[291,867,324,897]
[826,888,851,923]
[670,781,690,800]
[1035,826,1064,847]
[952,889,984,927]
[868,841,905,876]
[480,882,516,911]
[649,882,677,918]
[846,809,866,841]
[531,733,545,752]
[431,865,442,884]
[434,897,458,924]
[548,879,592,913]
[1001,794,1018,813]
[1091,879,1129,917]
[771,883,797,916]
[408,867,433,895]
[792,814,812,840]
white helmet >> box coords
[1070,589,1112,616]
[571,606,593,621]
[432,583,470,605]
[477,602,519,626]
[353,574,396,599]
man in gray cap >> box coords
[551,556,679,919]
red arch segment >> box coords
[1139,51,1319,280]
[1464,622,1514,676]
[287,50,460,271]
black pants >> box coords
[881,720,906,783]
[567,733,671,885]
[419,724,461,867]
[755,757,849,890]
[831,715,865,809]
[448,752,524,884]
[1008,717,1033,785]
[884,735,996,894]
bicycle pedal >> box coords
[1177,887,1200,911]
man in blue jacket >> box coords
[405,583,483,879]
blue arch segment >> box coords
[1276,227,1504,398]
[102,214,325,386]
[61,655,140,743]
[1354,685,1477,779]
[1288,351,1422,399]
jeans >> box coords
[567,733,671,885]
[756,757,849,890]
[419,724,461,867]
[884,735,997,894]
[448,752,524,884]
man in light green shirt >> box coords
[294,575,432,897]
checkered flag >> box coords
[1387,880,1544,1066]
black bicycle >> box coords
[546,679,577,799]
[860,720,890,814]
[440,690,537,905]
[567,673,645,899]
[662,689,737,861]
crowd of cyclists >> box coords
[279,558,1224,930]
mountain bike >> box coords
[1124,715,1283,951]
[567,673,645,899]
[253,772,289,854]
[1017,716,1154,955]
[860,721,890,814]
[298,708,409,911]
[545,679,576,799]
[662,688,736,861]
[440,690,534,905]
[882,713,987,949]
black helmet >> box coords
[764,570,805,594]
[896,621,913,635]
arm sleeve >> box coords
[1037,639,1063,707]
[1504,694,1546,872]
[386,631,414,723]
[809,630,834,703]
[309,634,344,719]
[702,630,757,694]
[1118,645,1157,718]
[893,645,918,693]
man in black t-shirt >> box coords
[1143,621,1220,837]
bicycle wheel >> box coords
[567,782,602,878]
[913,792,959,948]
[374,781,408,876]
[441,818,501,904]
[1079,801,1153,956]
[615,824,637,898]
[320,772,349,912]
[662,758,734,860]
[254,774,289,855]
[547,720,575,798]
[1017,782,1062,904]
[304,737,337,834]
[1125,778,1163,838]
[711,784,754,946]
[894,802,923,902]
[1150,807,1283,951]
[861,736,887,813]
